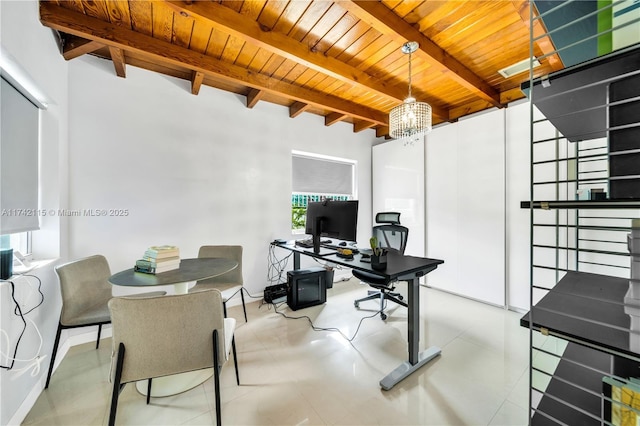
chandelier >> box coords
[389,41,432,142]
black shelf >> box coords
[521,271,638,358]
[531,343,608,425]
[522,17,640,426]
[521,199,640,209]
[521,45,640,142]
[522,272,640,425]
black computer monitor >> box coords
[305,200,359,253]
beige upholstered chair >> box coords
[46,255,164,389]
[45,255,114,389]
[189,245,247,321]
[107,289,239,426]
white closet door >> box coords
[372,137,425,257]
[426,109,506,306]
[506,101,532,311]
[425,123,459,280]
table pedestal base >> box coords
[380,346,441,391]
[135,368,214,397]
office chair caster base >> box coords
[354,301,359,308]
[380,313,387,320]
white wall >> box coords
[66,56,377,297]
[1,1,69,425]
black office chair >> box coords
[353,212,409,320]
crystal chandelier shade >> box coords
[389,41,432,140]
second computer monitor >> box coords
[305,200,358,253]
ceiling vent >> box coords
[498,57,541,78]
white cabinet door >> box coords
[425,123,459,284]
[506,101,532,311]
[426,109,506,306]
[372,137,425,257]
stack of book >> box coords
[134,245,180,274]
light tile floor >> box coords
[25,279,530,425]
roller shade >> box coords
[1,77,39,234]
[292,154,354,195]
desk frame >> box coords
[277,243,443,390]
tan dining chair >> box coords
[46,254,164,389]
[45,254,114,389]
[189,245,247,321]
[107,289,239,426]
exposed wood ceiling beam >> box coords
[164,1,451,120]
[190,71,204,95]
[246,89,264,109]
[108,46,126,78]
[501,87,526,104]
[376,126,390,139]
[354,120,376,133]
[343,0,503,110]
[39,2,388,126]
[325,112,348,126]
[289,102,311,118]
[62,35,103,60]
[445,87,527,122]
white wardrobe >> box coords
[372,137,425,258]
[373,101,532,311]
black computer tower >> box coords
[287,267,327,310]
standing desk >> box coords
[273,241,444,390]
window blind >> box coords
[292,154,354,195]
[1,77,39,234]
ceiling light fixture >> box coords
[389,41,432,144]
[498,57,541,78]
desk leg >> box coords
[293,252,300,270]
[380,277,441,391]
[135,281,213,397]
[408,277,419,364]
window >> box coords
[291,151,357,233]
[1,233,31,256]
[1,75,41,255]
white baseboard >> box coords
[8,326,112,426]
[8,375,45,426]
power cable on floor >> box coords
[270,299,387,344]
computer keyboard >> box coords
[295,240,313,248]
[322,243,359,254]
[294,238,331,248]
[294,239,360,254]
[320,243,341,250]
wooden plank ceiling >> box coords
[39,0,563,138]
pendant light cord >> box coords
[407,50,412,99]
